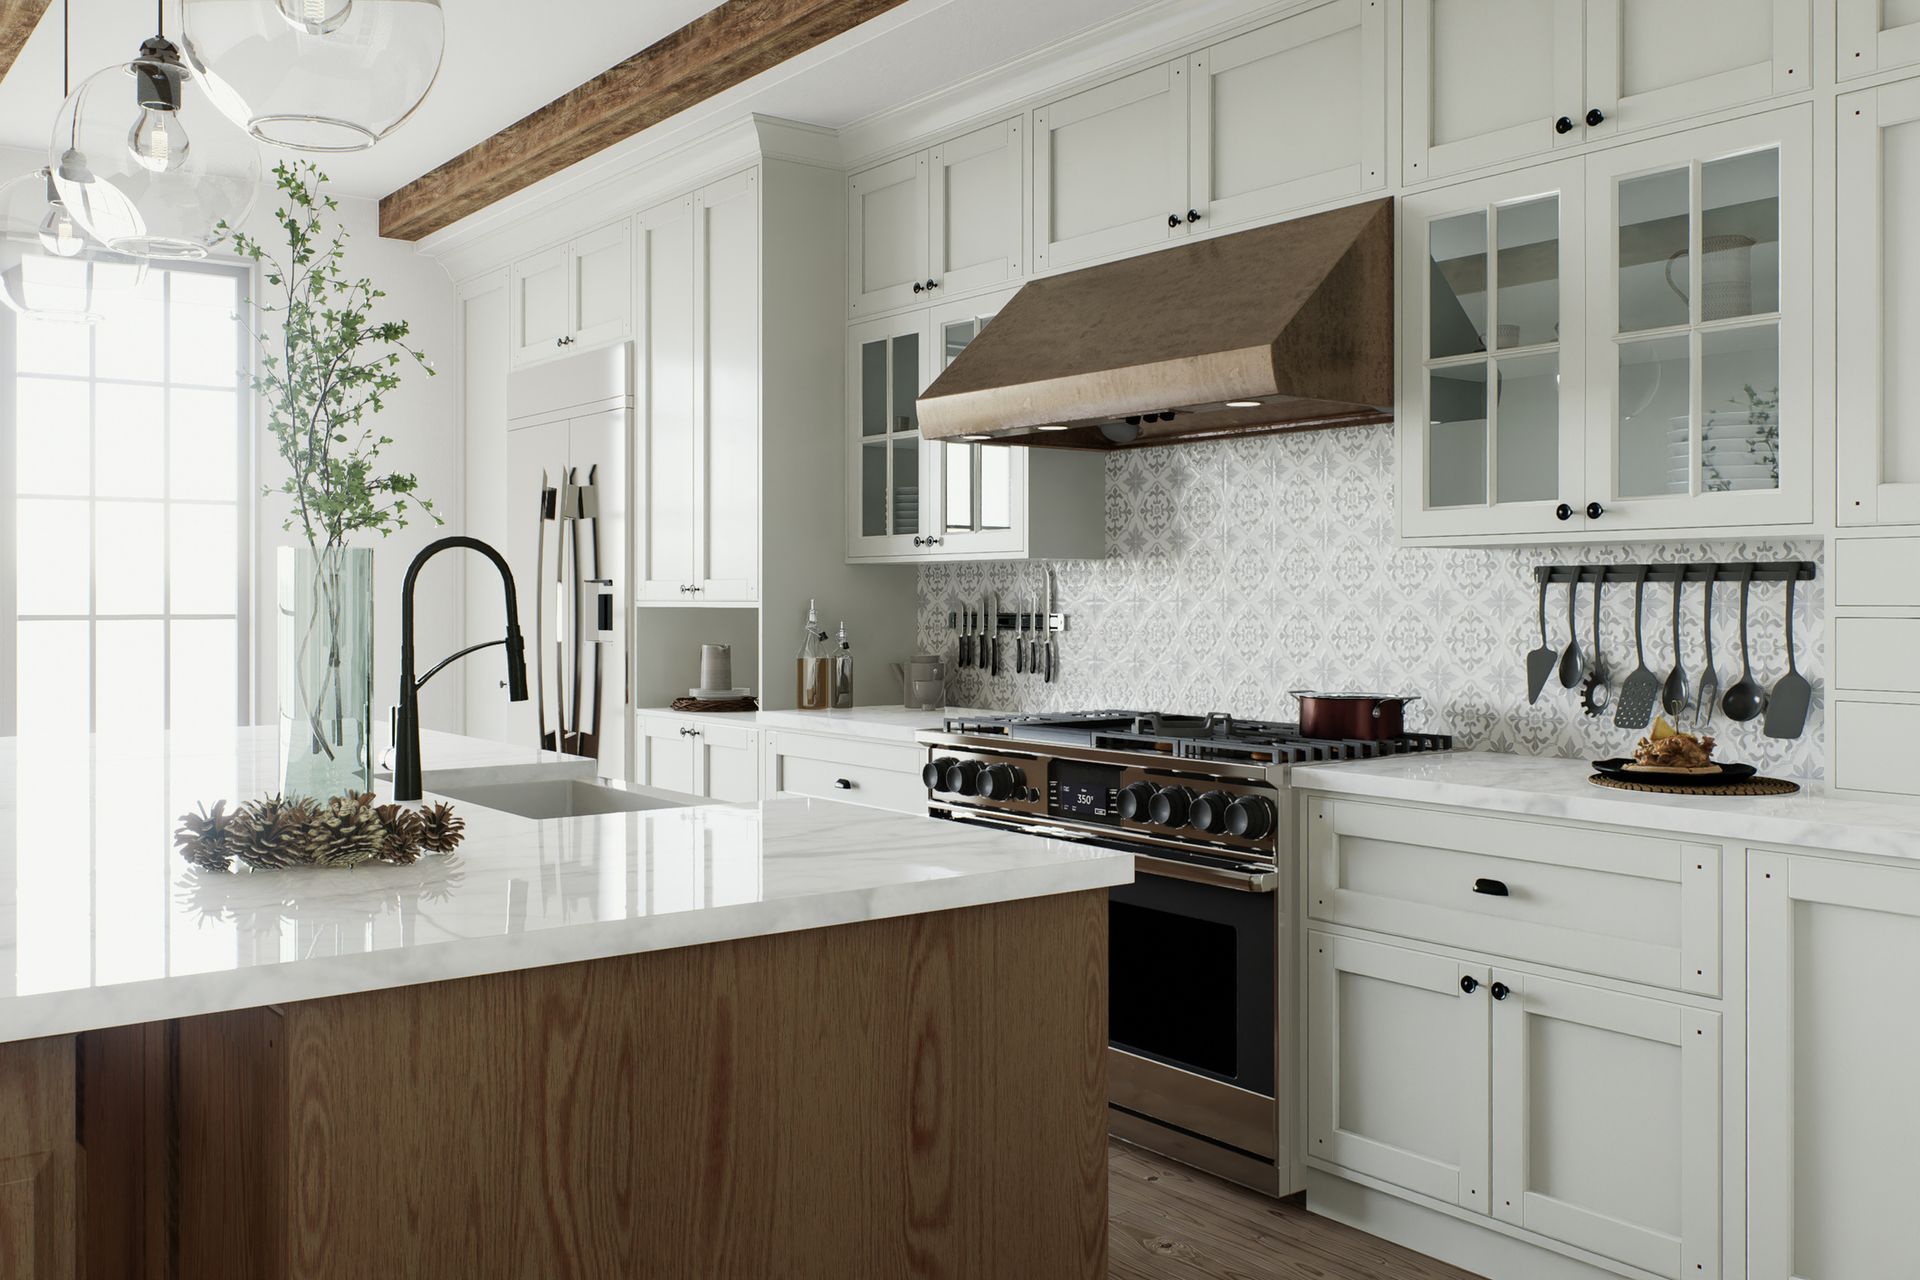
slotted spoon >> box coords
[1526,575,1557,704]
[1764,576,1812,739]
[1615,569,1661,729]
[1661,578,1689,717]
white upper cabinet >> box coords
[848,152,928,317]
[1188,0,1386,229]
[508,219,634,369]
[1033,60,1190,271]
[1838,75,1920,525]
[847,309,935,559]
[1838,0,1920,79]
[635,195,698,602]
[1404,0,1807,186]
[1402,108,1812,543]
[1404,0,1584,185]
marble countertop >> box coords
[640,704,978,745]
[1293,751,1920,862]
[0,728,1130,1044]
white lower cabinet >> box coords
[633,713,761,802]
[762,729,926,813]
[1749,853,1920,1279]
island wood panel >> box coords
[162,890,1107,1279]
[0,1035,78,1280]
[75,1023,174,1280]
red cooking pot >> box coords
[1289,691,1421,740]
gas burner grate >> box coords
[942,710,1452,762]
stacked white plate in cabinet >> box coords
[1667,411,1779,492]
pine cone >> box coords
[374,803,425,865]
[418,801,466,854]
[231,795,321,869]
[311,793,386,868]
[175,801,237,873]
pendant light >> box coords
[0,0,148,323]
[49,0,260,260]
[179,0,445,152]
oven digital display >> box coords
[1049,759,1121,824]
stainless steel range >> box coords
[917,710,1452,1196]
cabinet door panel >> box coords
[637,716,699,794]
[695,170,760,602]
[1033,61,1187,271]
[929,118,1023,297]
[1583,0,1805,138]
[569,219,633,351]
[849,151,929,317]
[1189,0,1384,230]
[1307,932,1490,1214]
[1751,854,1920,1279]
[1838,78,1920,525]
[1838,0,1920,79]
[1403,0,1582,185]
[845,312,939,559]
[1491,971,1720,1279]
[510,245,570,368]
[699,722,760,803]
[635,197,698,602]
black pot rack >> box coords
[1531,560,1815,586]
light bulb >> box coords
[276,0,353,35]
[127,108,190,174]
[37,203,86,258]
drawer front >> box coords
[767,731,926,813]
[1833,700,1920,796]
[1305,797,1720,994]
[1834,535,1920,607]
[1834,617,1920,693]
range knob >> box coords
[1189,791,1233,834]
[1117,781,1157,822]
[1148,786,1194,828]
[923,757,958,791]
[943,760,986,796]
[978,763,1026,801]
[1225,795,1276,840]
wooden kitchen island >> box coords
[0,731,1126,1279]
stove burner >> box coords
[940,709,1451,764]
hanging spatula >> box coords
[1764,576,1812,739]
[1525,574,1557,704]
[1615,568,1662,729]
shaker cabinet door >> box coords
[634,196,699,603]
[928,118,1024,298]
[849,151,930,317]
[694,169,760,603]
[568,218,633,352]
[1838,0,1920,79]
[1582,0,1806,140]
[846,311,941,559]
[1033,60,1189,271]
[509,245,570,368]
[1403,0,1583,185]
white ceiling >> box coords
[0,0,1155,200]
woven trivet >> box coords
[1589,774,1799,797]
[669,697,759,713]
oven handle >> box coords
[942,811,1278,894]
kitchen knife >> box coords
[959,610,972,669]
[1015,611,1026,674]
[1043,570,1056,684]
[988,591,1000,677]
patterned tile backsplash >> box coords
[916,424,1826,779]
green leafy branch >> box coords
[220,160,440,550]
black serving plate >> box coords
[1592,758,1758,787]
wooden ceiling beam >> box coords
[379,0,913,242]
[0,0,53,87]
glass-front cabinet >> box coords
[928,292,1025,558]
[848,312,932,558]
[1400,107,1811,542]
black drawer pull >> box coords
[834,778,853,790]
[1491,981,1511,1001]
[1473,878,1510,897]
[1460,976,1479,994]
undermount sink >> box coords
[427,777,691,820]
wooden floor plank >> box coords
[1108,1140,1486,1280]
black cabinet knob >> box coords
[1555,503,1575,521]
[1473,877,1510,897]
[1117,781,1157,822]
[979,763,1026,801]
[1185,209,1201,223]
[912,282,925,294]
[1189,790,1232,834]
[834,778,853,790]
[924,279,940,291]
[1460,976,1480,994]
[1167,213,1182,228]
[923,757,958,790]
[1148,786,1193,828]
[1490,981,1511,1001]
[1586,501,1605,520]
[1585,107,1605,127]
[1225,795,1275,840]
[1554,115,1574,134]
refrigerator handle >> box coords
[534,474,557,749]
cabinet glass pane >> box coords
[890,332,920,434]
[945,442,971,532]
[1701,324,1780,493]
[1494,352,1560,504]
[1619,168,1690,333]
[1618,334,1690,497]
[1702,148,1779,320]
[943,318,979,362]
[860,340,887,437]
[1429,212,1488,359]
[980,447,1012,529]
[1428,365,1488,507]
[861,440,886,536]
[1495,196,1558,349]
[891,438,920,535]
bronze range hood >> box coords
[917,197,1393,449]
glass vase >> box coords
[278,546,374,800]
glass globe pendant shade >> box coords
[180,0,445,152]
[49,37,261,261]
[0,169,149,324]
